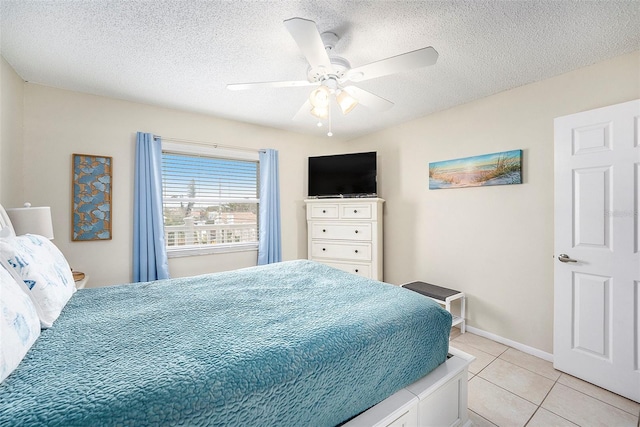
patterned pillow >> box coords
[0,265,41,382]
[0,234,76,328]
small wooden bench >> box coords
[402,281,466,333]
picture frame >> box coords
[429,149,523,190]
[72,153,112,241]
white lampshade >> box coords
[6,203,55,240]
[309,86,330,108]
[310,106,329,119]
[336,90,358,115]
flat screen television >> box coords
[308,152,377,198]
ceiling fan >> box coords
[227,17,438,135]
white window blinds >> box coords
[161,151,259,251]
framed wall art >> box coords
[72,154,112,241]
[429,149,523,190]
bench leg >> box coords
[460,297,466,334]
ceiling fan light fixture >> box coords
[336,90,358,115]
[309,85,330,108]
[310,106,328,119]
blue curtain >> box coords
[133,132,170,282]
[258,149,282,265]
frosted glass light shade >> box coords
[6,204,54,240]
[310,106,328,119]
[309,86,330,108]
[337,90,358,115]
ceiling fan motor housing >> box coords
[306,31,351,83]
[307,56,351,82]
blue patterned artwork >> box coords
[72,154,112,240]
[429,149,523,189]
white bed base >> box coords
[345,348,474,427]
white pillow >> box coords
[0,234,76,328]
[0,265,41,382]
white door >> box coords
[554,99,640,403]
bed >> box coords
[0,204,472,426]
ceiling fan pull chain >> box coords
[327,105,333,137]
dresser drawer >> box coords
[311,223,372,241]
[311,241,372,261]
[340,203,373,219]
[320,261,372,278]
[308,204,339,219]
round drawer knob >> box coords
[354,250,359,254]
[355,269,359,273]
[322,210,326,213]
[322,248,326,251]
[322,229,326,232]
[354,230,358,234]
[353,209,358,213]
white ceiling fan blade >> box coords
[343,86,394,112]
[292,99,313,122]
[227,80,316,91]
[348,47,438,82]
[284,17,334,74]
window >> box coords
[161,143,259,257]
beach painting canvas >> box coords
[429,149,522,189]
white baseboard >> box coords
[465,325,554,363]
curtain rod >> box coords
[153,135,265,153]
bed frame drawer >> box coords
[311,223,372,241]
[344,349,474,427]
[311,242,372,261]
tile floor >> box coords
[448,329,640,427]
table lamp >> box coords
[6,202,55,239]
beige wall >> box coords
[3,51,639,354]
[342,51,640,353]
[21,84,328,286]
[0,56,24,206]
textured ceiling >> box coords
[1,1,639,140]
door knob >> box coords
[558,254,578,263]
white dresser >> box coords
[305,198,384,281]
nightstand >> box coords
[402,281,466,333]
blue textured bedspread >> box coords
[0,260,451,426]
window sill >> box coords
[167,243,258,258]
